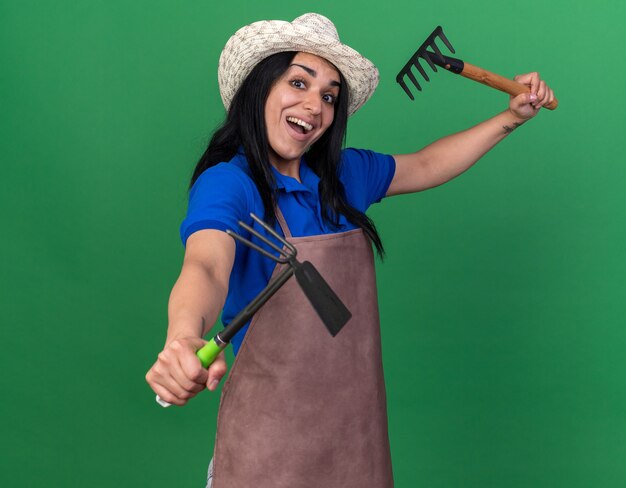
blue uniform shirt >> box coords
[180,147,396,354]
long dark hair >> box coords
[191,51,384,257]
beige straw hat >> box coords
[218,13,379,116]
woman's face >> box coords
[264,52,341,170]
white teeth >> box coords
[287,116,313,132]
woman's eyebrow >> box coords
[289,63,341,87]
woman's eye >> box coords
[291,79,305,89]
[323,94,336,104]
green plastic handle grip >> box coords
[196,338,224,368]
[155,337,225,408]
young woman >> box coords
[146,13,555,487]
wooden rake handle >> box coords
[461,62,558,110]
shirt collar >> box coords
[233,147,318,194]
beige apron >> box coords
[212,209,394,487]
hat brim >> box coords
[218,17,378,116]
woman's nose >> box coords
[302,93,322,115]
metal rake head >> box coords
[396,26,457,100]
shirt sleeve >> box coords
[179,163,253,246]
[339,148,396,211]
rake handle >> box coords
[461,62,558,110]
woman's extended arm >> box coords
[387,72,555,196]
[146,229,235,406]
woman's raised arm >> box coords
[387,72,555,196]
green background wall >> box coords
[2,0,625,486]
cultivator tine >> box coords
[226,213,299,265]
[238,213,352,337]
[227,229,289,264]
[250,212,298,256]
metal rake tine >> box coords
[412,58,430,82]
[396,77,415,100]
[249,213,297,256]
[226,230,290,264]
[238,220,293,260]
[429,40,446,64]
[405,67,423,93]
[436,27,455,54]
[420,51,438,72]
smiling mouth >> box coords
[286,116,313,134]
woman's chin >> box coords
[269,146,306,167]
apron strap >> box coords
[275,205,292,239]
